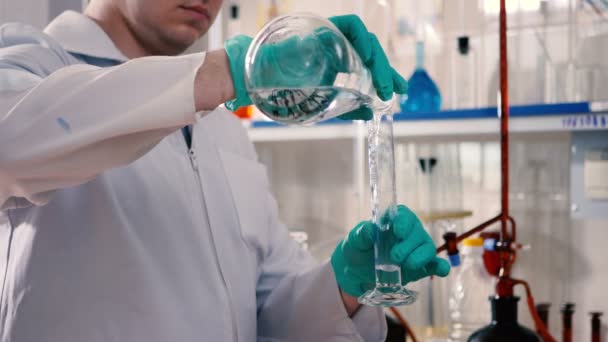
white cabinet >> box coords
[0,0,81,28]
[1,0,49,28]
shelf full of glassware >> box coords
[245,101,608,142]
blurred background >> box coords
[242,1,608,341]
[3,0,606,340]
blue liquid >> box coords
[401,68,442,113]
[401,41,442,113]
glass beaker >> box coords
[245,14,418,306]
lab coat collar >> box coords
[44,11,128,63]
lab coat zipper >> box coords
[188,148,239,342]
[188,149,199,171]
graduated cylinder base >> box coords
[358,287,418,307]
[359,264,418,307]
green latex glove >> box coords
[328,15,408,120]
[331,205,451,297]
[223,14,407,120]
[224,35,254,111]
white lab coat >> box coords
[0,11,386,342]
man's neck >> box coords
[84,2,151,59]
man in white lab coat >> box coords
[0,1,449,341]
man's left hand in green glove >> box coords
[331,205,451,314]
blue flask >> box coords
[401,41,442,113]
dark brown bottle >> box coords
[535,303,551,338]
[561,303,575,342]
[590,312,602,342]
[468,296,541,342]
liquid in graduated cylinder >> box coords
[375,264,401,292]
[248,86,370,125]
[372,211,401,291]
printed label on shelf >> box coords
[561,114,608,130]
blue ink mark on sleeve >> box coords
[57,117,71,133]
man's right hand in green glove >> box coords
[331,205,451,299]
[222,14,408,121]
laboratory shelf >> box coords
[417,210,474,223]
[247,101,608,142]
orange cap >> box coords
[233,105,254,119]
[462,237,484,247]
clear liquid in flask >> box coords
[248,86,370,125]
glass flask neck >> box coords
[491,296,519,325]
[358,67,394,114]
[561,303,575,342]
[535,303,551,330]
[415,41,425,69]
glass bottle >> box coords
[450,36,477,109]
[267,0,279,21]
[443,231,461,267]
[401,41,441,113]
[467,296,541,342]
[535,303,551,337]
[227,3,242,39]
[561,303,575,342]
[448,237,494,341]
[590,312,602,342]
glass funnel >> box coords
[245,14,418,307]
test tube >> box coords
[590,312,602,342]
[561,302,575,342]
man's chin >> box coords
[173,27,206,46]
[159,33,204,55]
